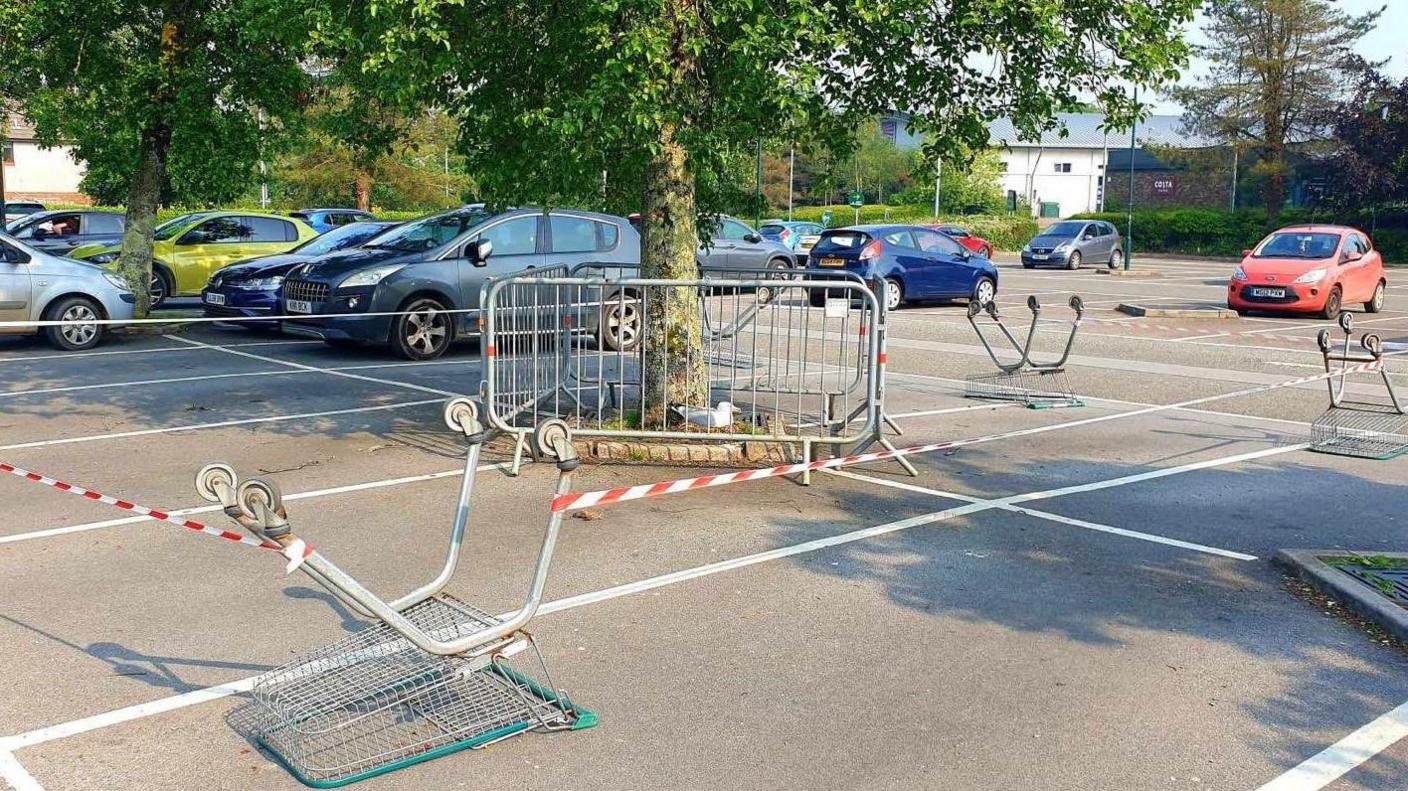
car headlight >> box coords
[1022,243,1031,252]
[1231,266,1247,281]
[339,265,404,289]
[89,252,119,264]
[1294,268,1328,284]
[102,272,130,291]
[235,276,284,290]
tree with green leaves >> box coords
[3,0,311,313]
[346,0,1196,409]
[1171,0,1384,221]
[1321,59,1408,213]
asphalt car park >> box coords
[1,255,1407,790]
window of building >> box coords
[1053,162,1073,173]
[1,142,12,166]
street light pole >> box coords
[787,145,795,221]
[932,158,942,218]
[1123,87,1137,271]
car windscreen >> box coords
[153,213,209,241]
[1254,232,1341,259]
[294,222,391,255]
[760,224,787,235]
[365,211,489,252]
[811,231,871,254]
[1039,221,1086,238]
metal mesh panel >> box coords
[245,595,581,787]
[964,369,1082,409]
[1311,403,1408,460]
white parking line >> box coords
[0,338,318,366]
[825,469,1259,561]
[1256,699,1408,790]
[169,336,467,399]
[0,439,1300,772]
[0,750,39,791]
[0,399,441,452]
[0,463,509,546]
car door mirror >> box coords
[467,238,493,267]
[179,229,212,245]
[1241,249,1253,258]
[31,227,50,240]
[744,232,762,244]
[2,245,31,264]
[1341,249,1362,264]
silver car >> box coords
[0,233,136,350]
[1021,220,1124,270]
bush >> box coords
[1073,207,1408,263]
[784,204,1038,251]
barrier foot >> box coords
[510,434,528,476]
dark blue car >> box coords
[290,208,377,234]
[805,224,998,311]
[201,221,397,327]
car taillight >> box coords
[859,240,882,260]
[780,229,791,241]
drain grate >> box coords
[1335,564,1408,607]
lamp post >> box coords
[787,145,795,221]
[932,158,942,218]
[1123,87,1137,271]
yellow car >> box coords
[70,211,317,306]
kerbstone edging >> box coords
[1274,549,1408,643]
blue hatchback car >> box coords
[805,224,998,311]
[201,221,397,327]
[291,208,377,234]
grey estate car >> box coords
[1021,220,1123,270]
[280,207,641,360]
[0,233,136,350]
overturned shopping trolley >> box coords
[202,400,593,787]
[1311,312,1408,459]
[965,295,1084,408]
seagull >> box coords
[673,400,736,428]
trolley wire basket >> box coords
[200,402,595,787]
[1309,314,1408,460]
[964,295,1084,409]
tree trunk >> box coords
[353,170,372,211]
[639,122,706,422]
[116,122,172,315]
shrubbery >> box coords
[1073,207,1408,262]
[785,204,1038,251]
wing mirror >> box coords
[180,229,212,245]
[1241,249,1252,258]
[31,227,50,240]
[467,238,493,267]
[1,245,30,264]
[745,232,762,244]
[1341,249,1362,264]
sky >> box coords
[1150,0,1405,114]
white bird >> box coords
[674,400,736,428]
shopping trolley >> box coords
[1311,312,1408,459]
[199,399,594,787]
[965,295,1085,408]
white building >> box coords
[3,113,86,203]
[989,113,1208,218]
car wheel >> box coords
[756,258,792,303]
[972,276,996,306]
[981,245,993,259]
[1109,249,1124,270]
[598,291,641,352]
[390,297,453,360]
[1066,251,1082,271]
[1366,280,1385,313]
[883,277,904,312]
[146,268,173,309]
[43,296,104,351]
[1320,286,1342,321]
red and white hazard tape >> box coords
[550,357,1387,513]
[0,461,313,571]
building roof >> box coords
[988,112,1217,150]
[4,112,37,142]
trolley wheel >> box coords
[1026,295,1041,313]
[1316,328,1333,353]
[1338,311,1354,333]
[194,463,237,503]
[967,300,984,319]
[442,397,480,433]
[237,477,284,520]
[1068,295,1084,314]
[1363,333,1383,355]
[532,419,573,460]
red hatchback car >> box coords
[1228,225,1386,319]
[929,224,994,259]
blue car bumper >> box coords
[201,287,282,328]
[281,314,392,343]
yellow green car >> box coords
[69,211,317,307]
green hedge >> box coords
[785,205,1038,251]
[1072,208,1408,263]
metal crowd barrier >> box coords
[1311,312,1408,459]
[964,295,1085,409]
[200,402,594,787]
[478,264,882,474]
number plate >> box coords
[1032,254,1048,260]
[287,299,312,314]
[818,257,845,267]
[1251,287,1285,298]
[204,292,226,306]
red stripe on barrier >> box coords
[485,345,496,357]
[53,481,72,491]
[878,353,887,364]
[550,493,580,511]
[113,500,134,510]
